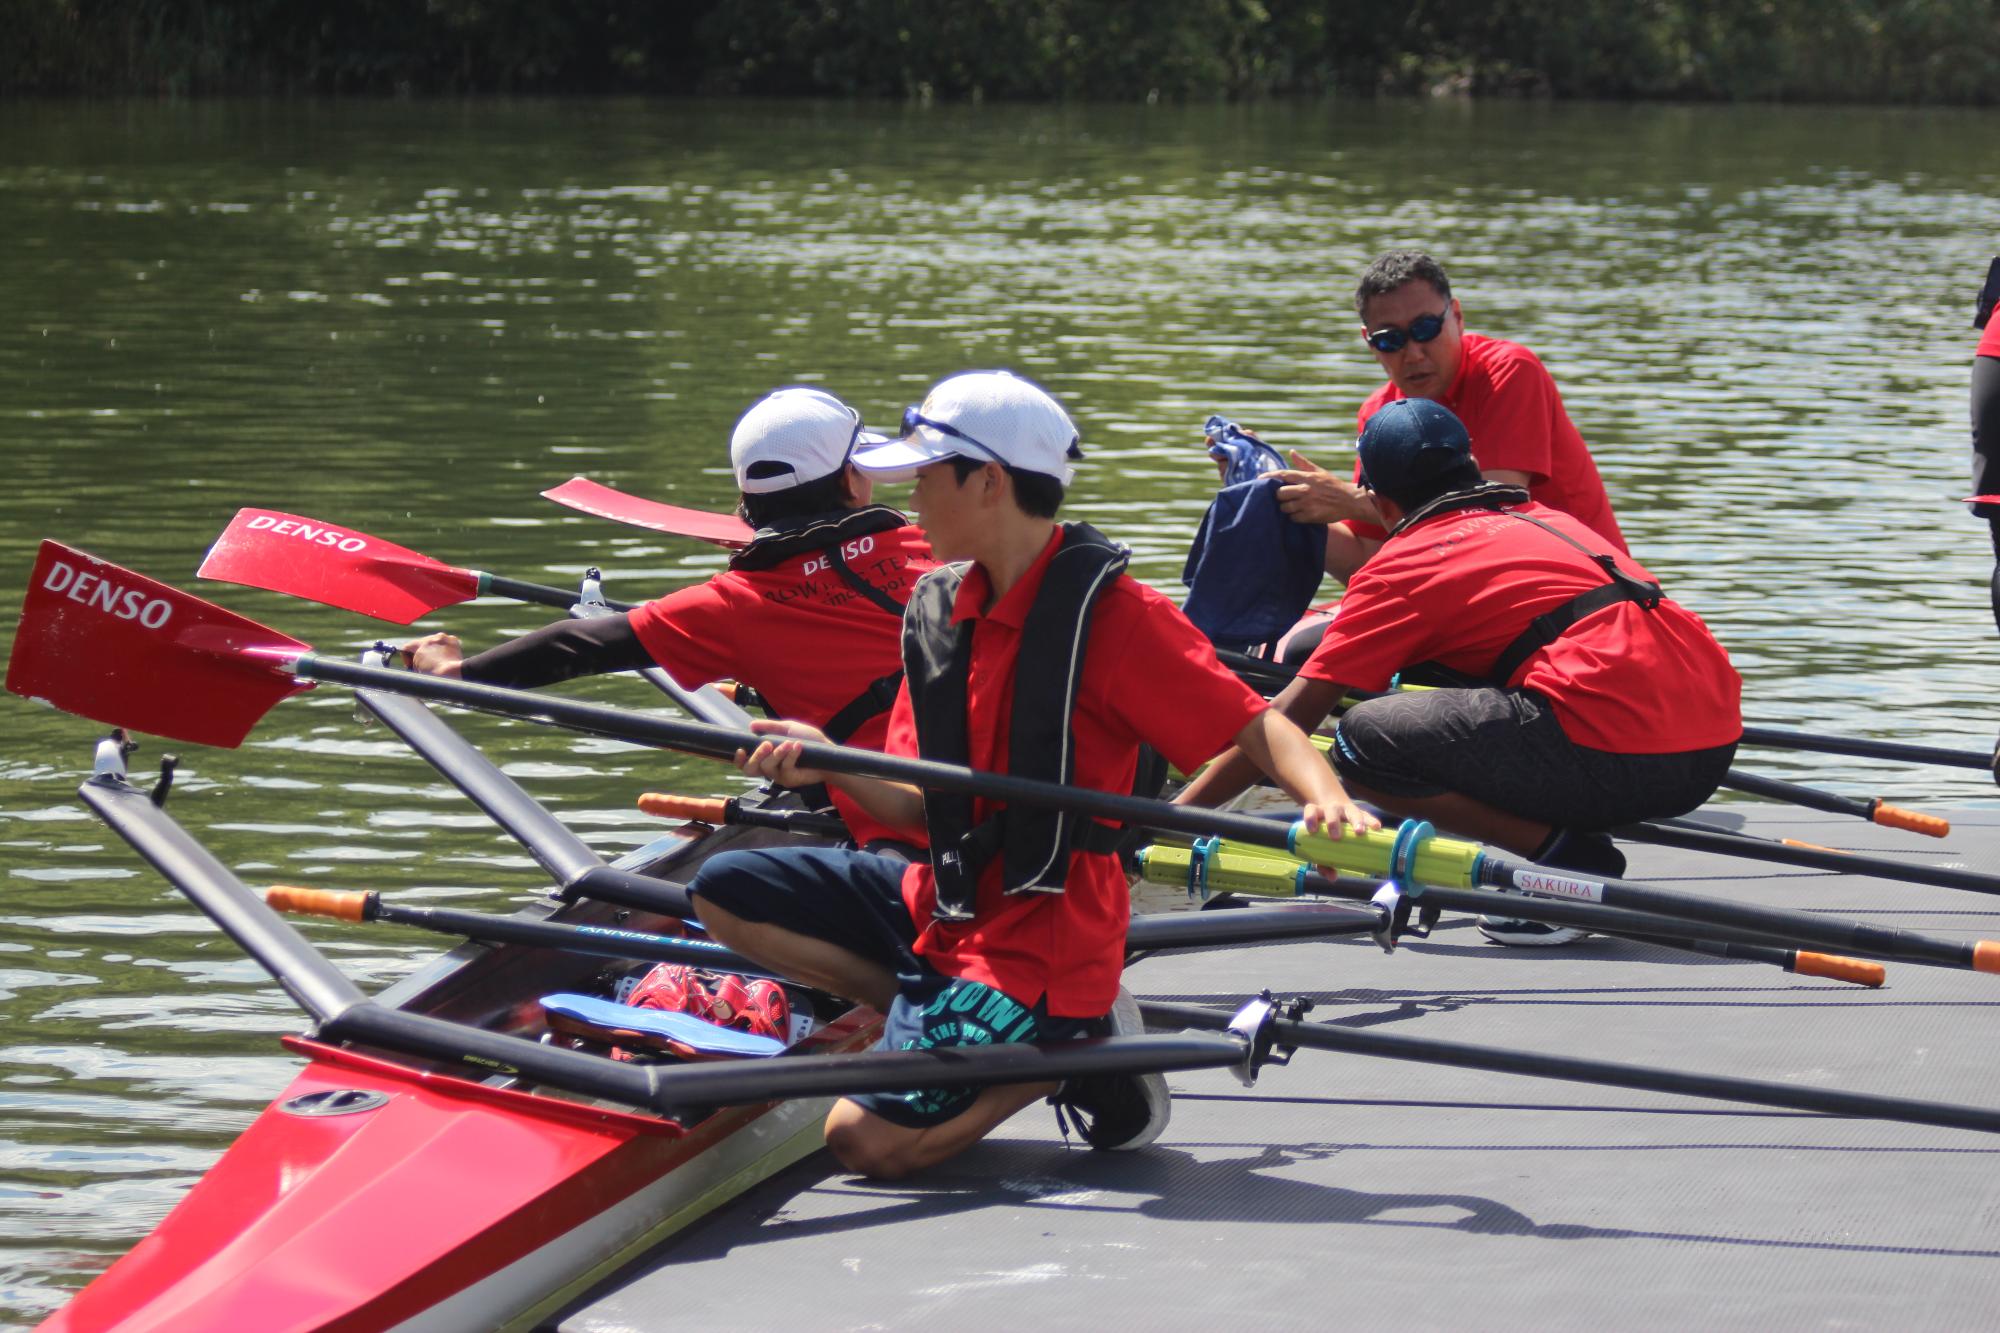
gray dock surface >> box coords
[559,807,2000,1331]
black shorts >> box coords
[1329,686,1734,830]
[688,846,1090,1128]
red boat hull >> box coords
[46,1012,881,1333]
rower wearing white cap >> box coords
[401,386,935,851]
[687,370,1376,1179]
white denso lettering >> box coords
[256,518,365,553]
[87,579,122,613]
[68,572,98,603]
[247,515,278,531]
[138,599,172,629]
[41,560,76,594]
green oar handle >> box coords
[474,571,636,615]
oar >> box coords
[1715,768,1947,836]
[1150,999,2000,1140]
[81,745,2000,1137]
[1134,842,1886,986]
[197,507,752,729]
[1612,818,2000,900]
[541,477,755,547]
[1284,729,1947,843]
[266,884,772,972]
[1214,646,1993,782]
[14,540,1998,981]
[268,881,1381,964]
[638,791,847,839]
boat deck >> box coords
[557,807,2000,1330]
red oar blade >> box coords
[541,478,754,548]
[1965,496,2000,505]
[7,541,313,747]
[198,508,480,625]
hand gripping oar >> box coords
[75,741,2000,1136]
[1132,842,1885,986]
[540,477,755,547]
[197,507,752,729]
[13,541,1997,982]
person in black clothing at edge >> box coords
[1969,258,2000,632]
[400,387,936,852]
[1178,398,1743,947]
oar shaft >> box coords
[1146,1001,2000,1137]
[381,902,763,971]
[1717,769,1948,837]
[476,572,635,615]
[300,656,1305,856]
[1738,725,1990,773]
[1616,819,2000,898]
[1478,852,1998,974]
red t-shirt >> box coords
[1349,333,1626,553]
[884,529,1268,1019]
[628,523,935,847]
[1979,316,2000,359]
[1300,501,1740,754]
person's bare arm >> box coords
[1176,675,1348,810]
[1226,706,1378,837]
[1323,523,1380,581]
[1482,467,1532,489]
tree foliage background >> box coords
[4,0,1997,101]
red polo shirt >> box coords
[1301,501,1740,754]
[628,524,934,847]
[1980,316,2000,359]
[884,528,1267,1019]
[1349,333,1626,553]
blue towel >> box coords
[1182,475,1329,652]
[1205,415,1287,485]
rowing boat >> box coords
[40,669,1388,1331]
[41,702,886,1332]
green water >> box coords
[2,97,1998,1321]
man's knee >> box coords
[825,1107,923,1180]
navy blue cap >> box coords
[1356,399,1475,503]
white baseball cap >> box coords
[729,387,888,494]
[851,371,1079,485]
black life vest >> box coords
[902,522,1131,922]
[730,505,912,743]
[1386,487,1661,689]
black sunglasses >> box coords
[1361,306,1451,354]
[902,407,1004,465]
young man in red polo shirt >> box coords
[687,370,1376,1179]
[1272,249,1626,582]
[401,386,932,850]
[1181,397,1740,946]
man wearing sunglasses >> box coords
[1273,250,1626,583]
[400,386,935,851]
[686,370,1376,1179]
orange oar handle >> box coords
[638,792,729,823]
[1871,803,1950,838]
[266,885,376,922]
[1974,941,2000,975]
[1790,952,1885,988]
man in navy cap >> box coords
[1180,398,1742,945]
